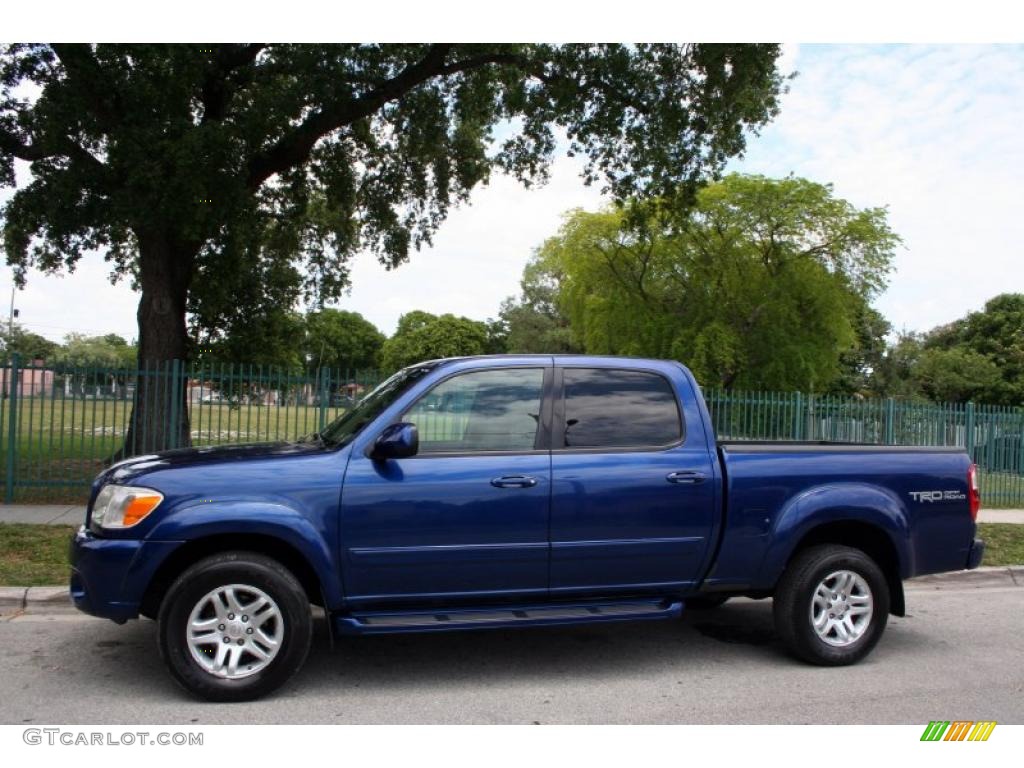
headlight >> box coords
[91,485,164,530]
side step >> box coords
[336,598,682,635]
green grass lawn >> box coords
[975,523,1024,567]
[0,521,1022,588]
[977,470,1024,509]
[0,523,75,586]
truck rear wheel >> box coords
[157,551,313,702]
[773,544,889,666]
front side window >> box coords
[562,368,681,449]
[318,363,437,447]
[403,368,545,453]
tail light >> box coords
[967,463,981,521]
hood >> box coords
[98,441,333,486]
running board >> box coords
[336,598,683,635]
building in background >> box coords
[0,358,54,397]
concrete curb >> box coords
[0,586,28,615]
[27,585,76,611]
[0,585,75,617]
[905,565,1022,590]
[1,566,1021,617]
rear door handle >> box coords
[491,475,538,489]
[666,471,706,485]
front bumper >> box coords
[966,537,986,570]
[69,526,181,622]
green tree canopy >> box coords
[0,43,785,452]
[303,308,385,372]
[833,304,892,396]
[380,311,488,372]
[538,174,899,391]
[870,332,926,400]
[924,294,1024,404]
[499,254,581,353]
[194,309,306,371]
[913,347,1005,404]
[875,293,1024,404]
[2,322,59,361]
[54,332,136,368]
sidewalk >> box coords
[1,504,1024,525]
[978,509,1024,524]
[0,505,85,525]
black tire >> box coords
[685,595,731,610]
[157,551,313,702]
[773,544,890,666]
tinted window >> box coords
[562,369,681,449]
[318,363,436,447]
[403,368,545,453]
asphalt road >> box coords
[1,582,1021,725]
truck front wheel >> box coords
[773,544,890,666]
[157,551,313,702]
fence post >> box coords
[884,397,895,445]
[168,359,182,450]
[793,392,804,441]
[805,392,815,441]
[964,401,975,461]
[318,368,329,432]
[5,353,19,504]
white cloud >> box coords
[0,255,141,343]
[732,44,1024,335]
[336,154,604,334]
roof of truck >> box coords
[422,353,682,367]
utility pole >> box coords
[6,284,16,355]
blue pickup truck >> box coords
[70,355,985,701]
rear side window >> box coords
[561,368,681,449]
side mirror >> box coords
[370,422,419,461]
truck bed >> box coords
[703,440,975,593]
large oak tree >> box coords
[1,43,784,453]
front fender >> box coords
[146,500,343,606]
[755,483,913,589]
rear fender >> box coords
[756,483,913,590]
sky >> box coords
[2,43,1022,343]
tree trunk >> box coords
[116,233,197,459]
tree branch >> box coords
[0,126,45,161]
[218,43,266,71]
[201,44,266,124]
[63,141,108,178]
[50,44,122,131]
[245,44,455,190]
[435,52,545,80]
[596,240,653,306]
[1,122,108,185]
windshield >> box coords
[315,363,438,448]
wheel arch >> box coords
[756,484,912,617]
[140,533,327,620]
[781,520,906,616]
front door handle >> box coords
[491,475,538,489]
[666,470,706,485]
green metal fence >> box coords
[703,389,1024,506]
[1,354,1022,507]
[0,355,382,503]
